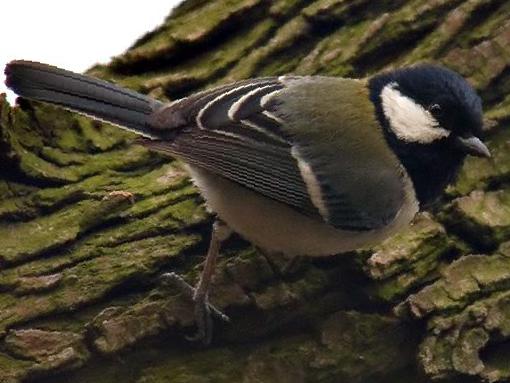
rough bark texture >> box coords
[1,0,510,382]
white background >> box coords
[1,1,182,103]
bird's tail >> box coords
[4,60,163,137]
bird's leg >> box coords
[188,220,232,342]
[160,219,232,344]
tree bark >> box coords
[1,0,510,382]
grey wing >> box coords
[143,77,322,220]
[142,76,406,231]
[144,130,318,216]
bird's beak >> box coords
[455,136,491,158]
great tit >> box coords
[4,61,490,343]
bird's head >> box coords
[369,64,489,158]
[369,64,490,206]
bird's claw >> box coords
[159,272,229,344]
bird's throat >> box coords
[391,141,464,207]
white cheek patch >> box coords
[381,83,450,144]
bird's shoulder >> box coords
[262,76,411,230]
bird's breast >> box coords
[186,165,419,257]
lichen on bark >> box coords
[1,0,510,382]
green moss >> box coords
[78,195,135,233]
[0,179,37,199]
[53,127,88,153]
[94,203,186,244]
[269,0,307,17]
[403,0,500,63]
[0,234,199,335]
[169,0,265,43]
[10,105,45,150]
[1,99,156,185]
[16,144,83,183]
[0,196,39,221]
[441,19,510,90]
[295,19,371,76]
[419,289,510,380]
[0,174,111,221]
[302,0,365,22]
[104,17,276,96]
[39,147,88,166]
[164,198,209,224]
[58,162,186,205]
[419,335,455,378]
[363,215,463,302]
[442,189,510,249]
[169,0,210,19]
[224,16,311,80]
[124,184,197,219]
[402,282,458,319]
[15,140,157,184]
[31,103,131,153]
[454,0,510,48]
[75,119,127,153]
[371,253,446,303]
[0,192,208,291]
[141,18,275,95]
[0,200,99,264]
[355,0,463,67]
[0,162,196,264]
[113,0,266,71]
[401,253,510,321]
[0,352,32,383]
[367,215,448,279]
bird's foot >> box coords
[159,272,230,344]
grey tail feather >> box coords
[4,60,164,137]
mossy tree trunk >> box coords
[1,0,510,382]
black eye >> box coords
[428,104,442,116]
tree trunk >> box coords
[1,0,510,382]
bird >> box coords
[4,60,490,343]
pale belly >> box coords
[186,165,419,257]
